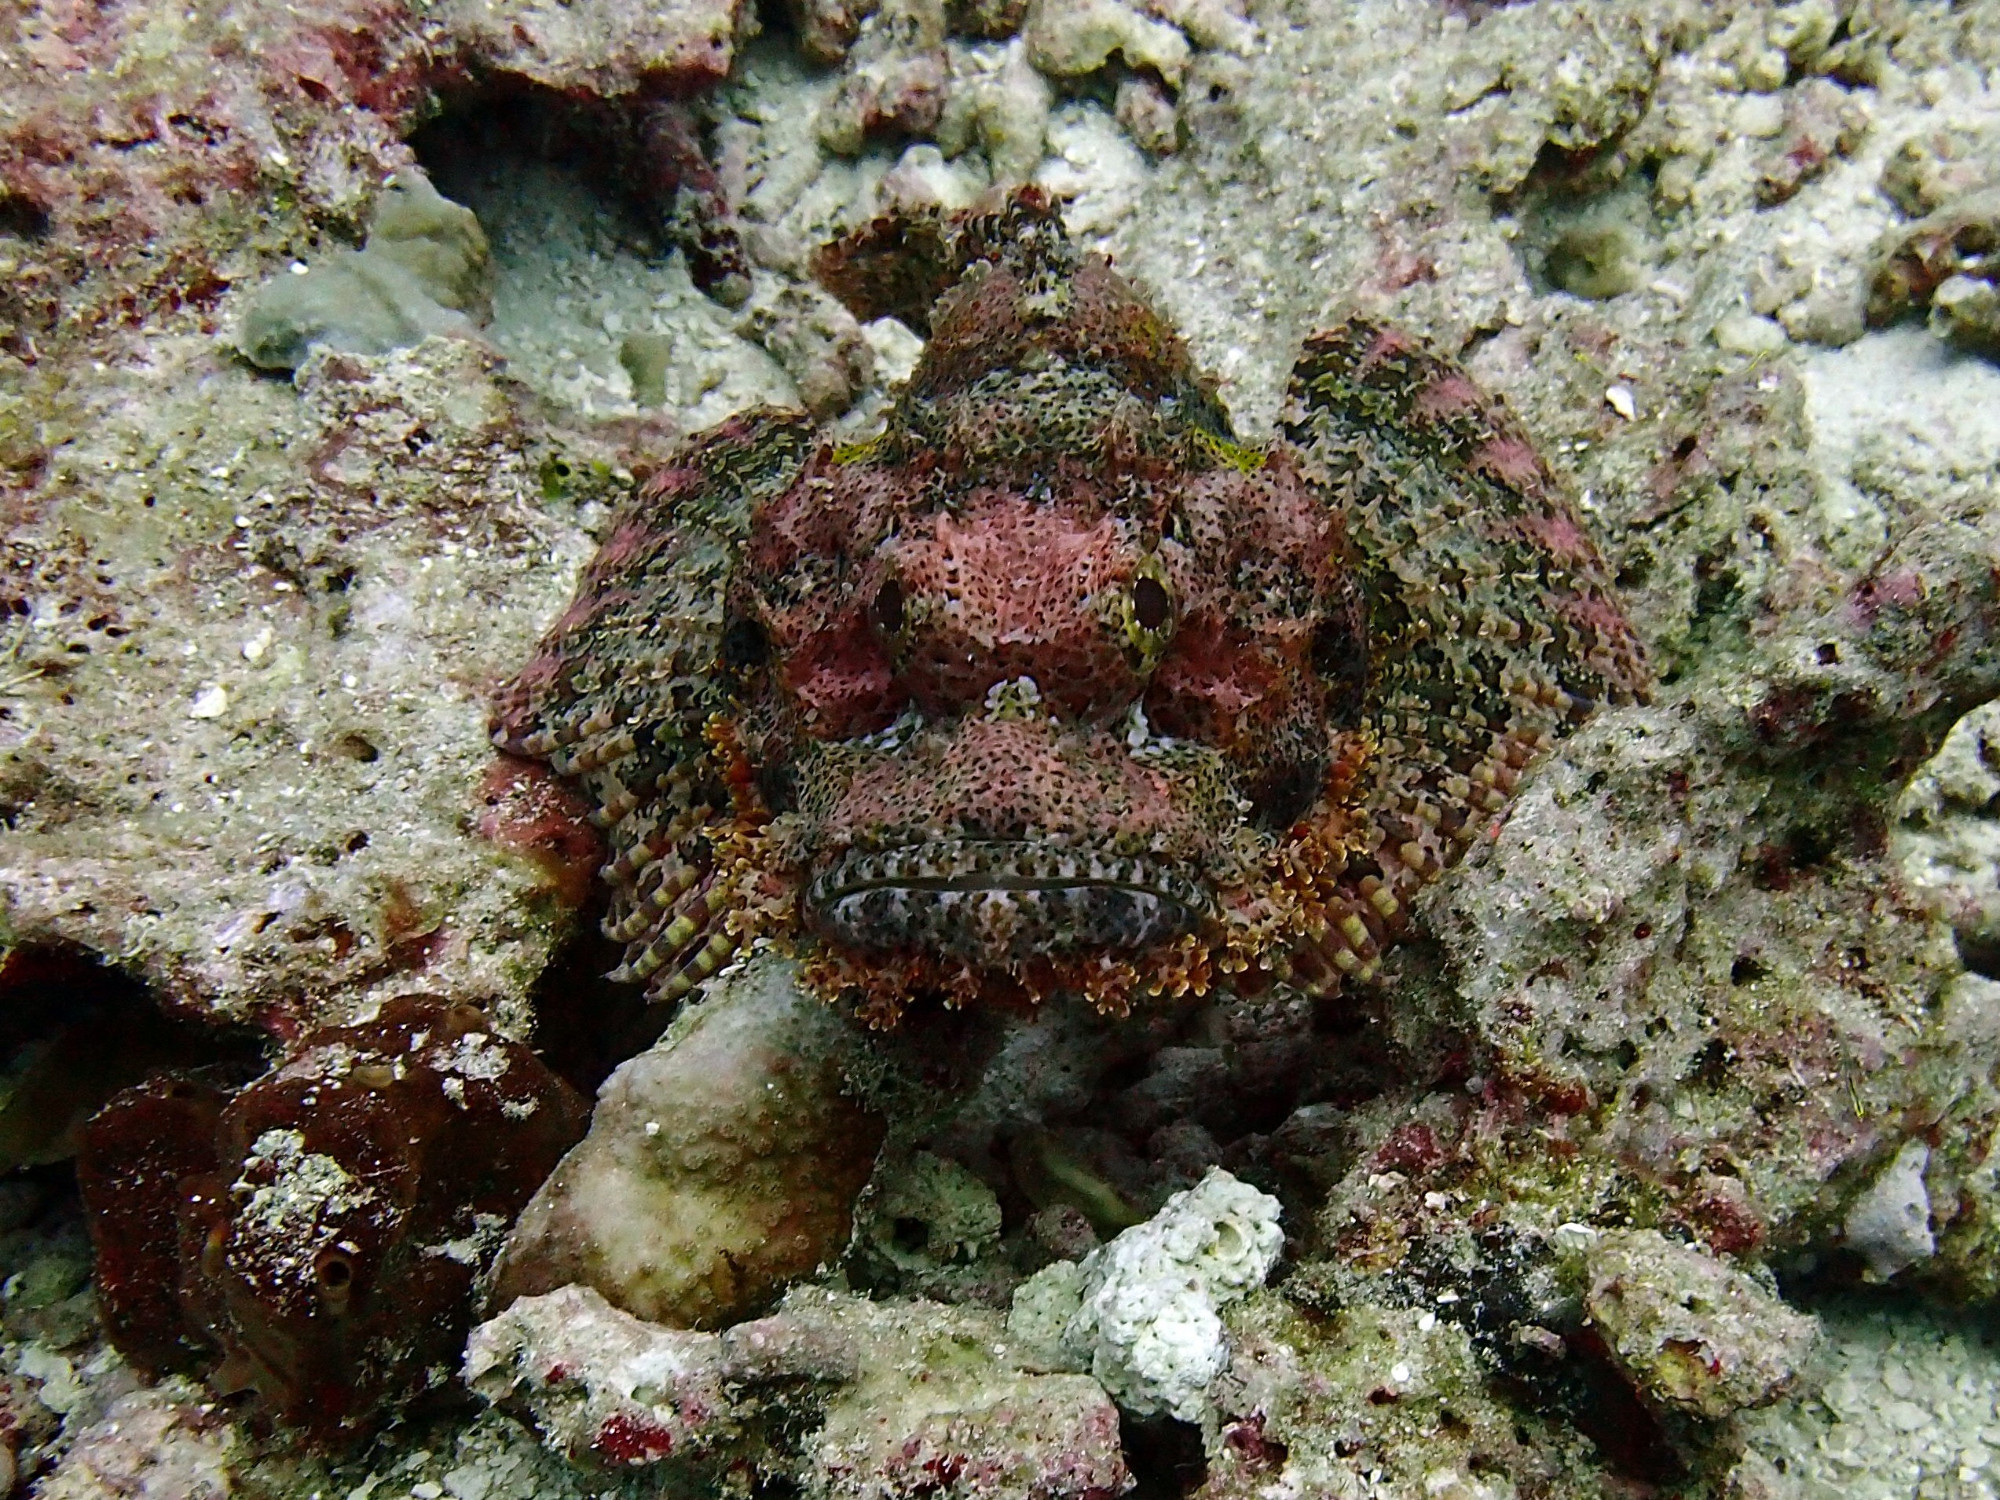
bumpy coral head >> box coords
[728,199,1368,1017]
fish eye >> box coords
[1310,616,1349,677]
[872,578,905,635]
[315,1248,356,1312]
[1132,576,1172,634]
[1251,759,1324,831]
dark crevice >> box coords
[407,82,747,301]
[0,945,266,1176]
[525,904,660,1095]
[1958,929,2000,984]
[0,190,51,241]
[1122,1413,1208,1498]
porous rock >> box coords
[1198,1294,1605,1500]
[1867,186,2000,357]
[1023,0,1191,88]
[1011,1166,1281,1421]
[2,331,638,1039]
[935,40,1054,187]
[468,1282,1132,1497]
[851,1148,1005,1292]
[489,954,887,1330]
[1583,1229,1822,1421]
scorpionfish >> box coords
[494,193,1649,1025]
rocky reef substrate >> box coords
[7,0,2000,1495]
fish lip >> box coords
[806,839,1210,959]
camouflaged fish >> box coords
[492,193,1649,1025]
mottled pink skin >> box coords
[740,441,1354,895]
[494,194,1648,1014]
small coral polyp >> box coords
[494,191,1649,1022]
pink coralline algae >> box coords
[76,995,588,1445]
[495,191,1649,1024]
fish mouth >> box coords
[807,839,1208,965]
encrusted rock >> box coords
[1023,0,1191,87]
[1893,698,2000,950]
[439,0,748,98]
[815,0,952,157]
[469,1283,1131,1496]
[1867,186,2000,357]
[735,280,876,418]
[1842,1139,1936,1282]
[1583,1229,1821,1422]
[1880,125,1998,219]
[1,332,631,1038]
[465,1285,736,1471]
[935,40,1054,186]
[34,1385,235,1500]
[1199,1294,1604,1499]
[851,1148,1005,1292]
[237,170,493,372]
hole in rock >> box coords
[0,190,50,241]
[1501,1325,1686,1488]
[1123,1413,1208,1499]
[408,89,790,423]
[526,914,656,1096]
[1958,929,2000,984]
[1494,141,1659,303]
[0,945,266,1179]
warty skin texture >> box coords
[493,191,1648,1024]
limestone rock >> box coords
[488,955,886,1329]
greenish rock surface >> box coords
[1583,1228,1822,1421]
[235,171,493,371]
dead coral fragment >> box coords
[489,955,886,1330]
[77,996,587,1445]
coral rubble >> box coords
[1012,1166,1282,1423]
[468,1281,1131,1496]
